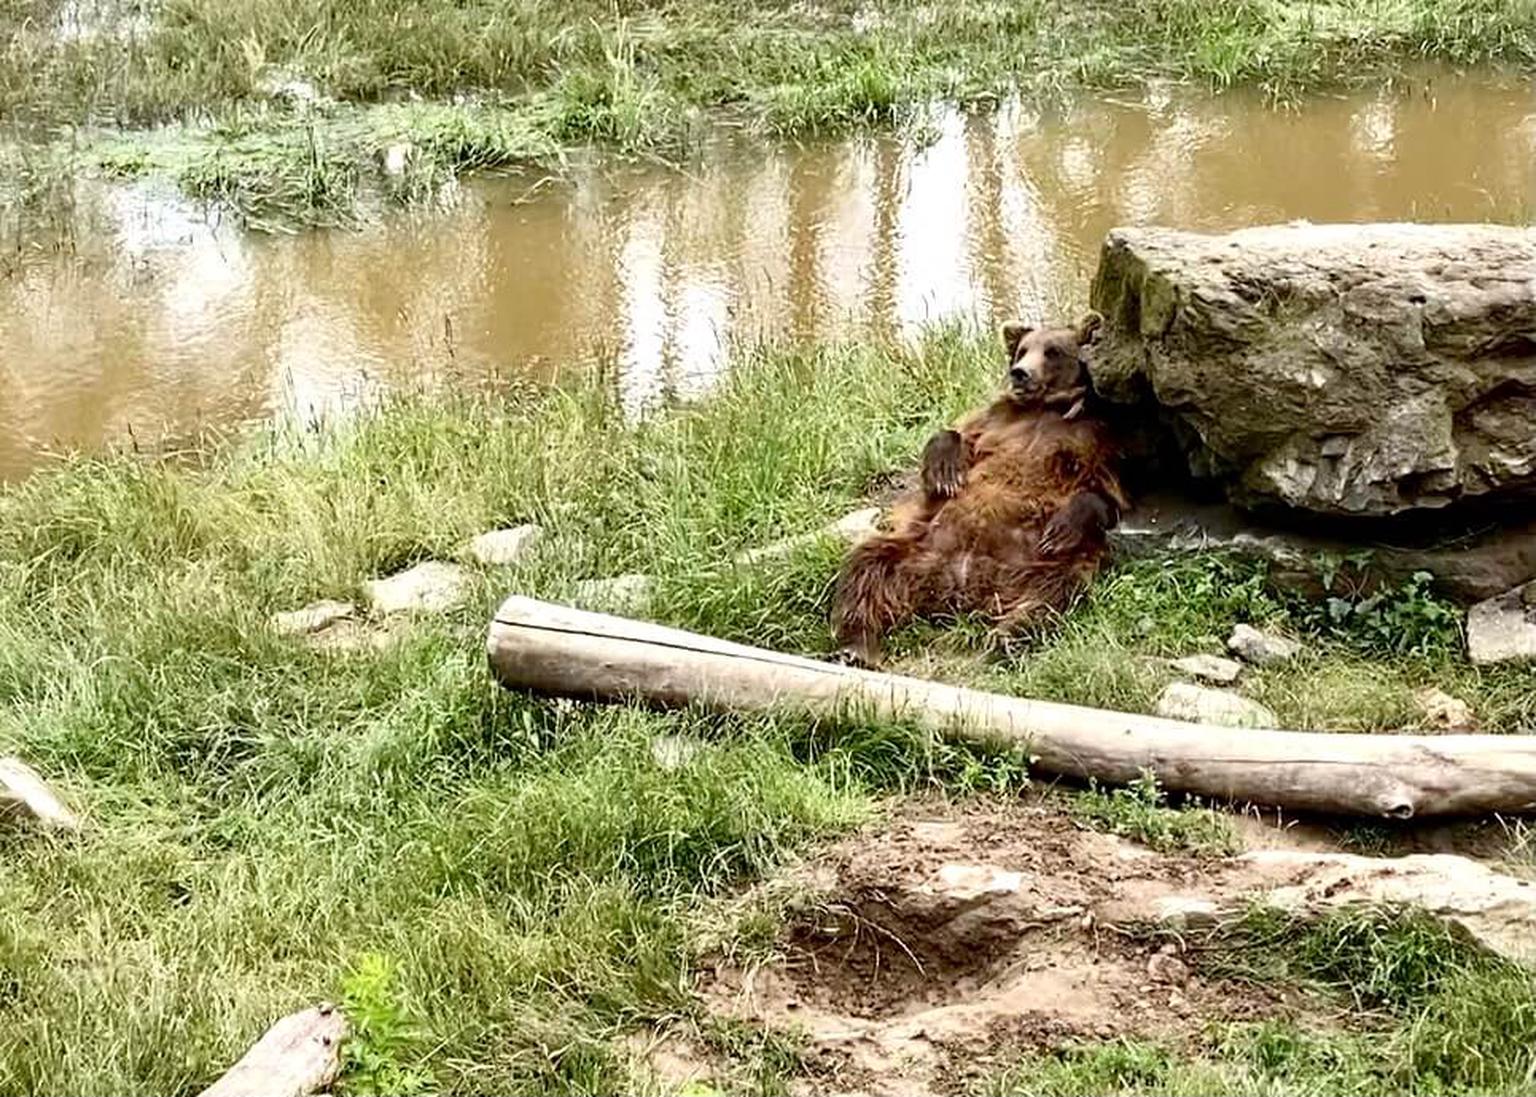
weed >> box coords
[1070,772,1240,856]
[338,953,432,1096]
[696,1018,806,1097]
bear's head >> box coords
[998,311,1102,417]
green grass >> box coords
[1070,772,1241,856]
[7,0,1536,227]
[980,908,1536,1096]
[0,325,1532,1093]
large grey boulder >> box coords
[1466,582,1536,666]
[1091,223,1536,517]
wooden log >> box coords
[199,1005,346,1097]
[486,596,1536,819]
[0,757,81,832]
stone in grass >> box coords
[1155,683,1277,729]
[0,756,81,832]
[1466,582,1536,666]
[1170,654,1243,685]
[650,735,702,771]
[1413,687,1479,733]
[1228,624,1303,667]
[464,525,545,567]
[575,573,653,615]
[364,562,472,615]
[271,600,356,636]
[735,507,883,566]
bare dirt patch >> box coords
[675,799,1298,1096]
[641,795,1536,1096]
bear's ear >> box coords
[1001,321,1032,360]
[1074,310,1104,347]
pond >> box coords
[1,75,1533,480]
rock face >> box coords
[1091,223,1536,517]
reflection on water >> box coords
[3,78,1535,479]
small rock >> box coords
[574,573,653,614]
[306,617,408,655]
[1147,944,1189,986]
[828,506,883,541]
[1467,583,1536,666]
[381,142,412,176]
[1152,895,1221,927]
[931,863,1025,902]
[272,600,356,636]
[256,67,324,106]
[1413,687,1479,732]
[464,525,544,567]
[1155,682,1277,729]
[364,562,472,614]
[1228,623,1303,666]
[0,757,81,832]
[1170,654,1243,685]
[650,735,701,771]
[734,507,882,566]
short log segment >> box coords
[198,1005,346,1097]
[0,757,81,832]
[487,596,1536,819]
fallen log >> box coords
[486,596,1536,819]
[198,1005,346,1097]
[0,756,81,832]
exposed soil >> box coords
[652,799,1297,1096]
[636,795,1536,1096]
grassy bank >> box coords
[0,326,1533,1093]
[6,0,1536,228]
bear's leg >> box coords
[831,535,930,667]
[986,561,1096,653]
[1037,490,1118,559]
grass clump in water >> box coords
[8,0,1536,225]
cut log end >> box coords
[0,757,82,833]
[198,1005,347,1097]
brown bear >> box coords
[831,312,1127,666]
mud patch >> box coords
[683,800,1298,1097]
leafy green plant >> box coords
[339,953,433,1096]
[1305,571,1462,658]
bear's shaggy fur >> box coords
[832,313,1126,666]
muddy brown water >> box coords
[3,77,1535,481]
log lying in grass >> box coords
[199,1005,346,1097]
[0,757,81,832]
[486,596,1536,819]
